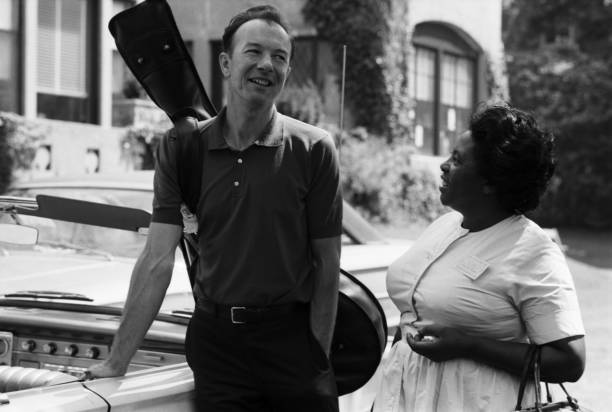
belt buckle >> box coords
[230,306,246,324]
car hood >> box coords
[340,241,410,273]
[1,241,410,323]
[1,251,191,305]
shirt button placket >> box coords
[233,156,244,196]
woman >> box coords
[374,105,585,411]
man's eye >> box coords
[245,49,259,55]
[274,54,287,62]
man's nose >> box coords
[257,53,273,71]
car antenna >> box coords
[338,44,347,160]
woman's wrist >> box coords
[458,332,477,359]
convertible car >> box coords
[0,172,410,411]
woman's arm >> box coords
[407,324,585,383]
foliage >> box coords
[277,80,324,125]
[0,112,45,194]
[505,0,612,229]
[120,125,166,170]
[303,0,393,136]
[383,0,415,142]
[334,126,446,224]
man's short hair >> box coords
[222,5,294,60]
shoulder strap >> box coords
[174,117,213,213]
[171,117,213,292]
[515,344,539,411]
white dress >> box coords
[374,212,584,412]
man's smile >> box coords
[249,77,273,87]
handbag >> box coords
[515,345,592,411]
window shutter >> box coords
[37,0,56,90]
[59,0,85,94]
[37,0,87,96]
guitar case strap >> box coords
[108,0,387,395]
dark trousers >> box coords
[185,305,339,412]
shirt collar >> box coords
[207,106,285,151]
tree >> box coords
[504,0,612,228]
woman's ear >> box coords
[219,52,231,77]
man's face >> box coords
[219,19,292,108]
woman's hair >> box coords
[469,104,555,214]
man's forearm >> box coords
[310,268,338,355]
[309,236,341,356]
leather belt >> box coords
[195,300,306,324]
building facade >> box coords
[0,0,505,175]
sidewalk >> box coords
[559,228,612,411]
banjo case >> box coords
[109,0,387,395]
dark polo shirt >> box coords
[152,107,342,306]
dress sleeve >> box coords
[513,245,585,344]
[151,130,183,226]
[306,133,343,239]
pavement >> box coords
[559,228,612,411]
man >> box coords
[88,5,342,412]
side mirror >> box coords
[0,224,39,246]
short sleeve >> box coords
[151,131,183,226]
[513,246,585,344]
[306,134,342,239]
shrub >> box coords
[0,112,45,194]
[120,125,166,170]
[277,80,324,125]
[336,126,446,224]
[505,0,612,229]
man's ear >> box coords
[219,52,231,77]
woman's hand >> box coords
[406,324,471,362]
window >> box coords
[0,0,20,112]
[412,47,436,152]
[37,0,87,96]
[286,37,318,88]
[440,53,474,153]
[36,0,97,123]
[412,22,480,156]
[111,0,137,99]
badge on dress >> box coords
[456,255,489,280]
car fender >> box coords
[0,381,108,411]
[82,363,196,411]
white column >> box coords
[22,0,38,119]
[98,0,114,127]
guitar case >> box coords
[109,0,387,395]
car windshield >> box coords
[1,175,387,316]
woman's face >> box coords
[439,131,488,213]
